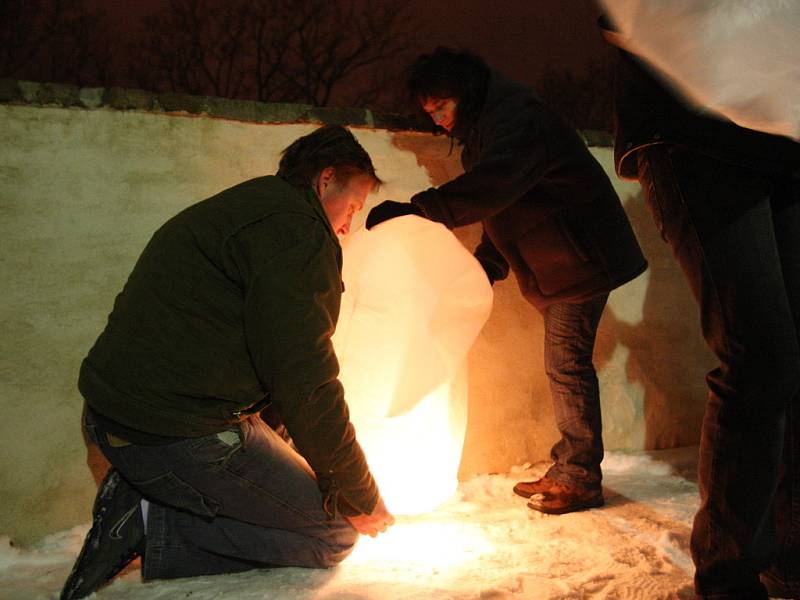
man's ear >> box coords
[316,166,336,198]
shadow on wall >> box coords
[390,133,463,188]
[594,187,713,451]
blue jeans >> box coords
[638,144,800,599]
[542,293,608,488]
[83,410,358,580]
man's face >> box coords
[319,172,374,236]
[421,97,458,132]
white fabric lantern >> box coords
[333,216,493,514]
[599,0,800,140]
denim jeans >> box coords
[638,144,800,599]
[542,293,609,488]
[83,409,358,580]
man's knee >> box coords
[315,524,358,568]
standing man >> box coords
[367,48,647,515]
[602,17,800,599]
[62,125,394,600]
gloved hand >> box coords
[478,259,499,286]
[366,200,423,230]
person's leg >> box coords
[143,502,355,580]
[761,181,800,596]
[541,293,608,488]
[765,398,800,595]
[61,417,146,600]
[637,144,800,598]
[518,294,607,513]
[91,413,357,580]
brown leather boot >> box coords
[513,475,562,499]
[525,479,604,515]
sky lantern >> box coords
[333,216,493,514]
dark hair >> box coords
[278,125,382,189]
[407,47,490,138]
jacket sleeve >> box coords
[230,215,380,516]
[411,95,550,228]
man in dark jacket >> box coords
[61,125,395,600]
[603,24,800,599]
[367,48,647,515]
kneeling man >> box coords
[62,125,394,599]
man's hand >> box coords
[345,496,395,537]
[365,200,423,230]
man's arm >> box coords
[411,96,550,229]
[232,214,382,517]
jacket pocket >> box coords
[517,214,601,296]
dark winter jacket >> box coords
[410,70,647,311]
[612,49,800,181]
[79,175,379,515]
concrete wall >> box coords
[0,82,714,545]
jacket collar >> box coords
[303,184,340,244]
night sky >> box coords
[93,0,613,91]
[403,0,613,86]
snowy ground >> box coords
[1,448,704,600]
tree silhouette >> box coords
[132,0,251,99]
[2,0,422,111]
[0,0,114,86]
[276,0,414,107]
[536,61,614,133]
[131,0,421,108]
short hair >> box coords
[278,125,382,190]
[407,47,490,135]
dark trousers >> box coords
[84,410,358,580]
[638,144,800,599]
[543,293,608,488]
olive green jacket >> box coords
[79,175,379,515]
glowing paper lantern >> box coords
[333,216,493,514]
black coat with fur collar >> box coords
[411,70,647,311]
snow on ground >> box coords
[0,448,702,600]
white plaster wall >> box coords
[0,103,714,544]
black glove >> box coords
[366,200,423,230]
[478,259,499,286]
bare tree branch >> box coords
[4,0,425,111]
[1,0,118,88]
[536,61,614,132]
[129,0,423,108]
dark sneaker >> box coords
[525,480,604,515]
[513,476,562,499]
[61,469,145,600]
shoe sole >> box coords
[526,496,605,515]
